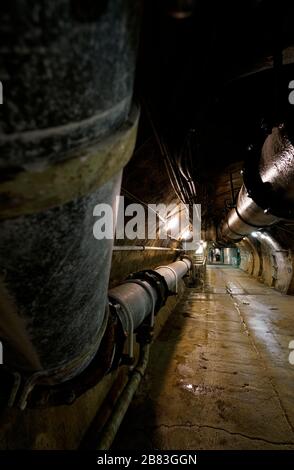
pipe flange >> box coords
[181,254,193,270]
[127,269,169,312]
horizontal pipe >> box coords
[112,246,181,252]
[221,185,280,241]
[95,257,192,450]
[109,281,157,332]
[109,258,191,333]
[156,259,191,292]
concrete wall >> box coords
[238,231,294,295]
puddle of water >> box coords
[178,380,224,396]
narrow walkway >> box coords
[114,266,294,449]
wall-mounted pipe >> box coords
[219,126,294,243]
[95,257,191,449]
[109,259,191,335]
[113,246,181,252]
[156,259,191,292]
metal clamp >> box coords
[109,299,134,361]
[127,269,169,311]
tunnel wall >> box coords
[238,232,294,294]
[239,238,261,278]
[110,249,178,288]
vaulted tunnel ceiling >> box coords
[131,0,294,231]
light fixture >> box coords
[165,216,179,232]
[196,244,204,254]
[181,229,193,241]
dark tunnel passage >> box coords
[0,0,294,456]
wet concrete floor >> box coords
[114,266,294,449]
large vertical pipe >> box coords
[0,1,141,382]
